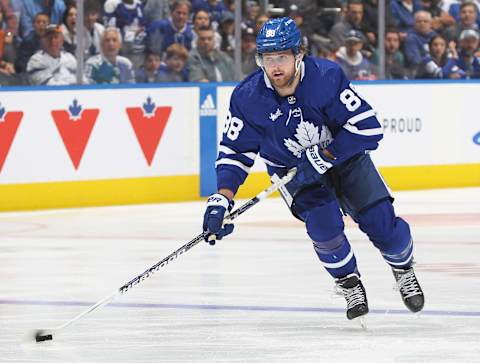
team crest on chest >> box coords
[283,115,333,158]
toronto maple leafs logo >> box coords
[269,108,282,122]
[284,121,333,158]
[68,99,82,120]
[143,96,156,117]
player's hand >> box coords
[294,145,334,186]
[202,193,235,245]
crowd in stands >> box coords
[1,0,480,86]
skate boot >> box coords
[392,266,424,313]
[335,274,369,320]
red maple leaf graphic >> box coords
[126,106,172,165]
[51,109,99,169]
[0,111,23,172]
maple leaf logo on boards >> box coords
[51,99,100,169]
[284,121,333,158]
[0,103,24,172]
[126,97,172,165]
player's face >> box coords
[262,50,296,88]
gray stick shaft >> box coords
[44,169,296,333]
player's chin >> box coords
[272,78,289,88]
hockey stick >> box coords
[31,168,296,343]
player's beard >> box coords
[267,67,297,90]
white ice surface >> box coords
[1,187,479,362]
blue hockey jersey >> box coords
[216,56,384,194]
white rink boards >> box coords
[1,187,480,362]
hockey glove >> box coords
[294,145,334,186]
[203,193,235,245]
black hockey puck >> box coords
[35,333,53,342]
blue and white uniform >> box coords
[215,55,414,278]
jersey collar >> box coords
[263,61,305,90]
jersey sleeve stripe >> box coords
[218,145,257,161]
[346,109,377,125]
[215,158,251,173]
[343,124,384,136]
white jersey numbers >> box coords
[224,111,244,141]
[339,87,361,112]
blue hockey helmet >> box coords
[256,17,301,55]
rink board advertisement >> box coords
[0,81,479,211]
[0,85,200,210]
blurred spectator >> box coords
[244,0,261,29]
[9,0,22,37]
[146,0,193,55]
[363,0,396,44]
[85,27,135,84]
[105,0,146,68]
[192,0,227,28]
[187,25,234,82]
[0,29,17,85]
[61,4,76,54]
[255,14,269,34]
[421,0,455,36]
[105,0,145,41]
[218,11,235,57]
[240,26,257,77]
[288,4,312,52]
[404,10,437,77]
[456,28,480,77]
[329,0,368,48]
[192,9,221,49]
[418,34,464,77]
[19,0,66,40]
[26,24,77,85]
[372,29,407,79]
[315,41,338,62]
[335,29,377,80]
[135,50,161,83]
[445,1,480,40]
[143,0,170,24]
[15,12,49,73]
[446,0,480,27]
[0,0,18,37]
[157,43,189,81]
[83,1,105,60]
[390,0,422,35]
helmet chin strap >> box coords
[285,54,303,88]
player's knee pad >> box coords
[305,200,345,244]
[357,199,411,254]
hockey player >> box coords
[202,17,424,321]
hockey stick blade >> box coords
[31,168,296,342]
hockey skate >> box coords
[392,266,424,313]
[335,274,369,322]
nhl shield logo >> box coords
[287,95,296,104]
